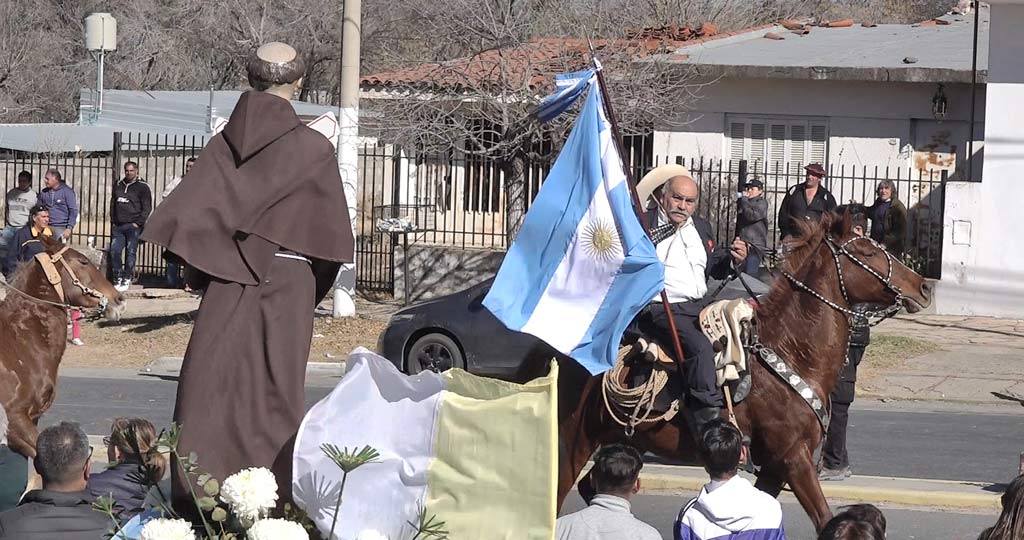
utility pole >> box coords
[332,0,361,317]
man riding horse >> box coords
[631,165,748,436]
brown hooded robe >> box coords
[141,91,354,512]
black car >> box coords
[377,275,770,379]
[377,279,561,380]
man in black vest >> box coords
[777,163,837,239]
[633,169,748,436]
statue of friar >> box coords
[142,42,354,514]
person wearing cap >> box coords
[735,178,768,277]
[777,163,837,239]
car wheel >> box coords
[407,333,465,374]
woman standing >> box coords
[866,180,908,258]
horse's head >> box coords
[40,236,126,320]
[823,207,933,313]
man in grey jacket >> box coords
[0,422,109,540]
[556,444,663,540]
[736,178,769,277]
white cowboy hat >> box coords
[636,164,692,205]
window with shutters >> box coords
[725,116,829,173]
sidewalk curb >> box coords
[139,357,346,379]
[633,466,1002,511]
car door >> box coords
[464,283,541,379]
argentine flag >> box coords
[483,76,664,375]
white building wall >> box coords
[656,78,984,177]
[938,2,1024,316]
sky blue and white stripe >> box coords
[483,76,663,375]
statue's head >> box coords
[247,42,306,93]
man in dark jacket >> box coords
[110,161,152,292]
[0,404,27,513]
[777,163,837,239]
[2,205,51,278]
[632,171,747,436]
[735,178,768,277]
[0,422,109,540]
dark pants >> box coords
[741,254,761,278]
[110,223,140,281]
[636,301,721,408]
[822,345,865,470]
[166,261,183,288]
[0,445,27,511]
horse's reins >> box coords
[0,246,110,316]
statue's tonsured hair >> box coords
[246,50,306,91]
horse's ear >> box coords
[823,210,842,237]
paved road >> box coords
[561,492,996,540]
[45,375,1024,484]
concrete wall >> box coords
[657,77,985,177]
[394,244,504,303]
[937,1,1024,317]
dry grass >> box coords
[61,312,389,368]
[859,333,943,376]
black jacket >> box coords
[111,179,152,227]
[777,182,837,238]
[0,489,110,540]
[87,462,148,520]
[2,226,48,277]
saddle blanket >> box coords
[699,298,755,387]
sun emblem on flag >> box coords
[582,218,621,263]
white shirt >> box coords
[653,218,707,304]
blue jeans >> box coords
[110,223,140,281]
[741,253,762,278]
[166,261,183,288]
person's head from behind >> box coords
[591,444,644,499]
[660,175,699,227]
[979,474,1024,540]
[818,515,885,540]
[35,421,91,491]
[105,417,167,484]
[699,418,745,481]
[17,171,32,189]
[839,504,886,537]
[247,42,306,93]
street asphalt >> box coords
[45,374,1024,485]
[561,492,997,540]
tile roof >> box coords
[361,24,774,92]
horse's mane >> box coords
[758,213,836,321]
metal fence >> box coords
[355,146,948,293]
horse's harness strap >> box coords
[34,251,66,303]
[30,247,108,313]
[753,344,830,432]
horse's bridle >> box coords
[780,235,905,327]
[27,246,109,315]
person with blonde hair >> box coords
[87,418,166,519]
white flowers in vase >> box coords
[219,467,279,522]
[139,518,197,540]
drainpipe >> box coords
[967,1,980,182]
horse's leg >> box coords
[785,447,833,533]
[557,421,599,509]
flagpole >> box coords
[590,59,689,374]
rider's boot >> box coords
[687,405,722,440]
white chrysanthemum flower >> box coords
[139,518,196,540]
[355,530,390,540]
[219,467,278,521]
[247,518,309,540]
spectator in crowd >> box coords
[820,205,871,481]
[1,171,37,258]
[110,161,152,292]
[777,163,837,239]
[556,443,662,540]
[735,177,768,277]
[0,404,27,513]
[675,419,785,540]
[0,421,109,540]
[160,157,196,289]
[818,505,887,540]
[865,180,907,259]
[978,474,1024,540]
[2,205,51,277]
[87,417,166,520]
[37,169,77,243]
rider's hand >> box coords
[730,237,747,264]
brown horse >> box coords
[551,208,933,532]
[0,237,125,458]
